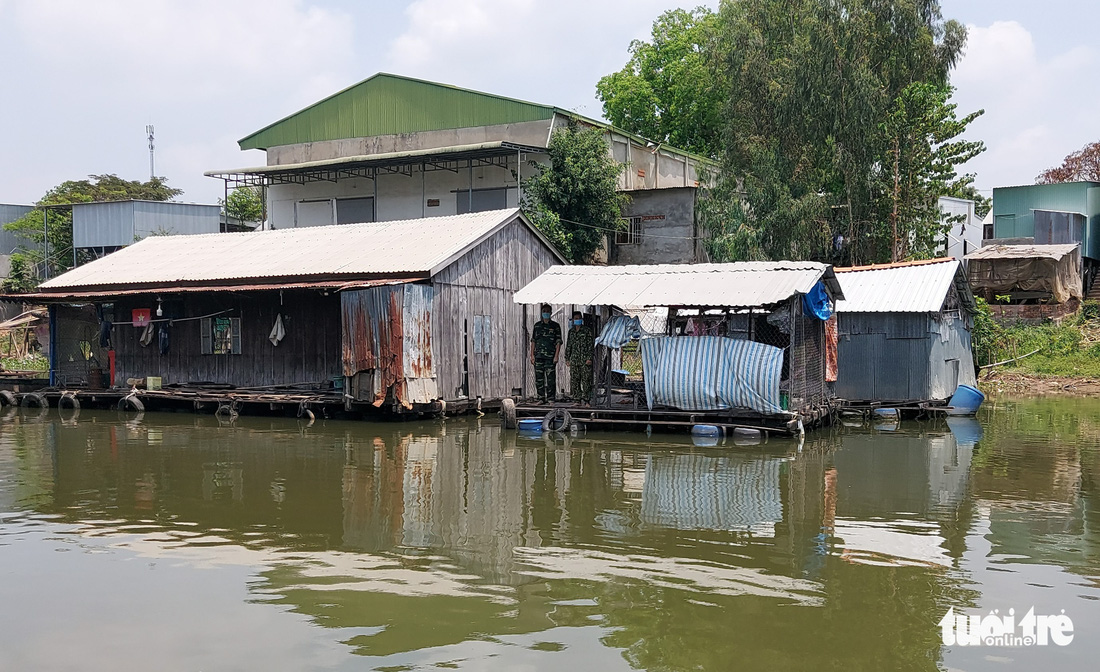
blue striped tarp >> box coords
[640,336,784,414]
[596,315,644,349]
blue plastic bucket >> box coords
[948,384,985,415]
[517,418,543,432]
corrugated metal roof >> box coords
[835,259,963,313]
[964,243,1080,260]
[239,73,557,151]
[235,72,713,165]
[513,262,840,308]
[38,208,562,292]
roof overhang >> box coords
[205,141,545,188]
[514,263,842,309]
[2,276,423,303]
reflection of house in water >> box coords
[639,454,787,535]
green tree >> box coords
[603,0,982,265]
[3,174,182,285]
[878,82,985,261]
[596,7,726,157]
[522,122,630,263]
[223,186,265,225]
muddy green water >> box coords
[0,398,1097,671]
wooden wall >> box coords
[431,217,562,402]
[111,290,342,388]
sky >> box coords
[0,0,1096,205]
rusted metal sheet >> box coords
[12,277,417,302]
[341,285,435,407]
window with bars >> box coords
[201,317,242,355]
[616,216,642,245]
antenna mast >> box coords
[146,124,155,180]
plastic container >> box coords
[517,418,543,432]
[146,376,162,391]
[691,424,721,437]
[947,384,985,415]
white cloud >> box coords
[0,0,357,203]
[951,20,1100,190]
[385,0,719,118]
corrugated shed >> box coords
[834,259,963,313]
[239,73,557,151]
[39,208,561,291]
[71,200,222,249]
[513,262,840,308]
[992,181,1099,239]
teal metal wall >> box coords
[992,181,1100,259]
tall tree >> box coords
[697,0,979,264]
[596,7,725,157]
[523,122,630,263]
[3,174,182,288]
[1036,141,1100,184]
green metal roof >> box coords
[239,73,557,151]
[237,73,715,165]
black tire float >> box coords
[0,390,16,406]
[118,395,145,412]
[20,392,48,408]
[541,408,573,433]
[58,394,81,411]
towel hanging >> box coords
[269,313,286,346]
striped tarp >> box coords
[595,315,644,349]
[640,336,784,414]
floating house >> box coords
[833,258,977,405]
[13,208,564,413]
[512,262,843,432]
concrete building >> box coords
[938,196,982,259]
[207,73,713,265]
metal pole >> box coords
[468,163,473,213]
[517,150,522,204]
[42,207,49,280]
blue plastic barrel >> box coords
[948,384,985,415]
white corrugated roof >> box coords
[834,259,963,313]
[513,262,839,308]
[40,208,556,290]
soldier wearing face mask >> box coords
[530,303,562,402]
[564,311,594,405]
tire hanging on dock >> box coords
[500,398,517,429]
[58,393,81,411]
[541,408,573,433]
[20,392,48,409]
[118,395,145,413]
[0,390,16,407]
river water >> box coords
[0,398,1097,671]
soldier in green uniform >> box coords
[530,303,562,402]
[565,311,595,405]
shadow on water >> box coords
[0,401,1097,671]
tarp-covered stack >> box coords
[964,243,1082,303]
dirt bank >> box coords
[979,370,1100,397]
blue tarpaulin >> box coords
[639,336,785,414]
[596,315,644,349]
[802,282,833,320]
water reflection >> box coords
[0,402,1096,670]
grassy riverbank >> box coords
[976,299,1100,393]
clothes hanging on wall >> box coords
[98,320,113,348]
[139,323,155,347]
[158,323,170,355]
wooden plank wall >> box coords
[112,290,341,388]
[431,217,562,401]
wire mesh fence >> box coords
[53,304,110,387]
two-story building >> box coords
[207,73,714,265]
